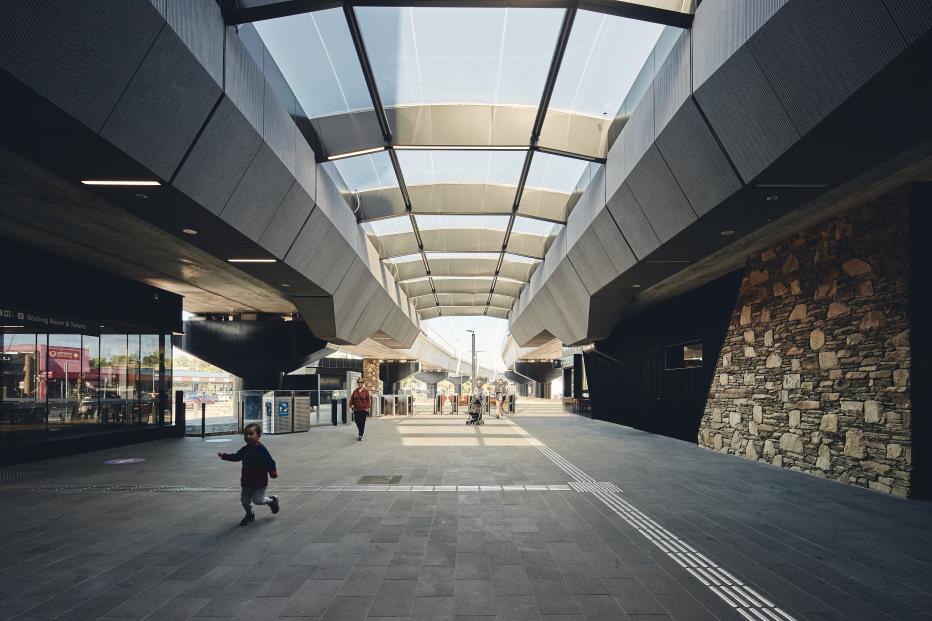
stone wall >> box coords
[362,358,381,393]
[698,191,912,496]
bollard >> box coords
[201,402,206,438]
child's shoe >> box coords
[240,512,255,526]
[269,495,280,514]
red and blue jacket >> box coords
[221,443,278,489]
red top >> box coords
[350,387,371,412]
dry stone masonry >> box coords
[698,191,912,496]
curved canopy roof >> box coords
[252,1,681,319]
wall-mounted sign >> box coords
[277,401,290,417]
[0,306,90,332]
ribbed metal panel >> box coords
[626,146,696,244]
[749,0,906,135]
[606,182,660,260]
[172,96,261,215]
[623,83,656,178]
[258,182,315,260]
[157,0,223,86]
[285,210,356,296]
[547,260,590,344]
[294,131,317,199]
[224,26,264,134]
[694,47,799,183]
[691,0,787,89]
[220,144,294,242]
[653,30,691,132]
[0,0,164,132]
[884,0,932,44]
[101,28,220,180]
[264,81,297,173]
[334,259,380,344]
[655,98,741,217]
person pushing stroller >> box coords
[466,393,484,426]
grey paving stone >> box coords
[454,579,496,616]
[320,595,373,621]
[454,552,491,580]
[416,564,455,597]
[369,578,417,617]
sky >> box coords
[421,316,509,374]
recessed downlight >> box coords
[181,228,198,235]
[81,180,161,186]
[135,193,148,199]
[632,284,642,288]
[0,325,24,329]
[281,283,290,288]
[227,258,277,263]
[720,230,735,236]
[766,195,779,201]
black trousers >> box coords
[354,410,368,436]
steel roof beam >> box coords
[223,0,693,29]
[487,6,575,315]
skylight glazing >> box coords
[355,7,564,108]
[362,216,413,237]
[331,151,396,192]
[255,8,372,118]
[525,152,591,194]
[546,11,662,119]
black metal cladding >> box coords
[0,239,182,334]
[584,270,741,443]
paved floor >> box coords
[1,409,931,620]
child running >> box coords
[218,423,280,525]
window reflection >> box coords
[1,328,173,446]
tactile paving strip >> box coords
[505,418,797,621]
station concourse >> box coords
[1,0,932,619]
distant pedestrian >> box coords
[349,379,371,441]
[218,423,279,526]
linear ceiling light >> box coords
[328,146,386,161]
[81,180,161,186]
[227,258,277,263]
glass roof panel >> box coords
[525,152,590,194]
[425,252,501,261]
[547,10,663,118]
[511,216,562,237]
[355,7,564,108]
[331,151,397,192]
[397,150,525,186]
[385,253,422,264]
[255,8,373,118]
[363,216,413,236]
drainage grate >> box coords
[358,475,402,484]
[0,470,41,482]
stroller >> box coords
[466,395,484,426]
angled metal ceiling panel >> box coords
[100,28,221,180]
[654,98,742,217]
[883,0,932,44]
[357,186,406,221]
[415,293,514,310]
[284,208,355,296]
[567,210,636,296]
[155,0,224,87]
[333,258,389,344]
[0,0,164,133]
[693,46,800,183]
[626,145,697,243]
[224,25,264,135]
[653,29,691,131]
[691,0,787,90]
[220,143,294,242]
[172,95,261,214]
[420,306,509,320]
[258,181,315,260]
[539,109,612,159]
[263,79,297,173]
[606,182,660,260]
[311,109,382,157]
[748,0,906,136]
[546,261,591,344]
